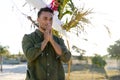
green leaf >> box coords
[62,10,72,17]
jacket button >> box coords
[47,63,49,66]
[47,73,49,76]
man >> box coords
[22,7,71,80]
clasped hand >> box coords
[43,25,53,42]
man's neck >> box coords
[39,27,45,33]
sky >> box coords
[0,0,120,56]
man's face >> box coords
[37,11,53,31]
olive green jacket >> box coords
[22,29,71,80]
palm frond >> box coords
[68,0,75,11]
[62,10,72,18]
[58,0,70,19]
[52,29,60,37]
[80,17,91,24]
[62,8,93,31]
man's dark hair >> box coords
[37,7,53,18]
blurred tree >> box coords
[72,45,86,60]
[107,39,120,72]
[107,39,120,60]
[91,54,108,79]
[92,54,107,68]
[0,44,9,72]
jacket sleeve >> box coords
[58,38,71,63]
[22,34,43,62]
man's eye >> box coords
[43,17,47,20]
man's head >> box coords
[37,7,53,31]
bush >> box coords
[92,54,107,68]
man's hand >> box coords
[44,29,50,42]
[45,24,62,56]
[41,24,52,51]
[44,24,53,42]
[47,24,53,42]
